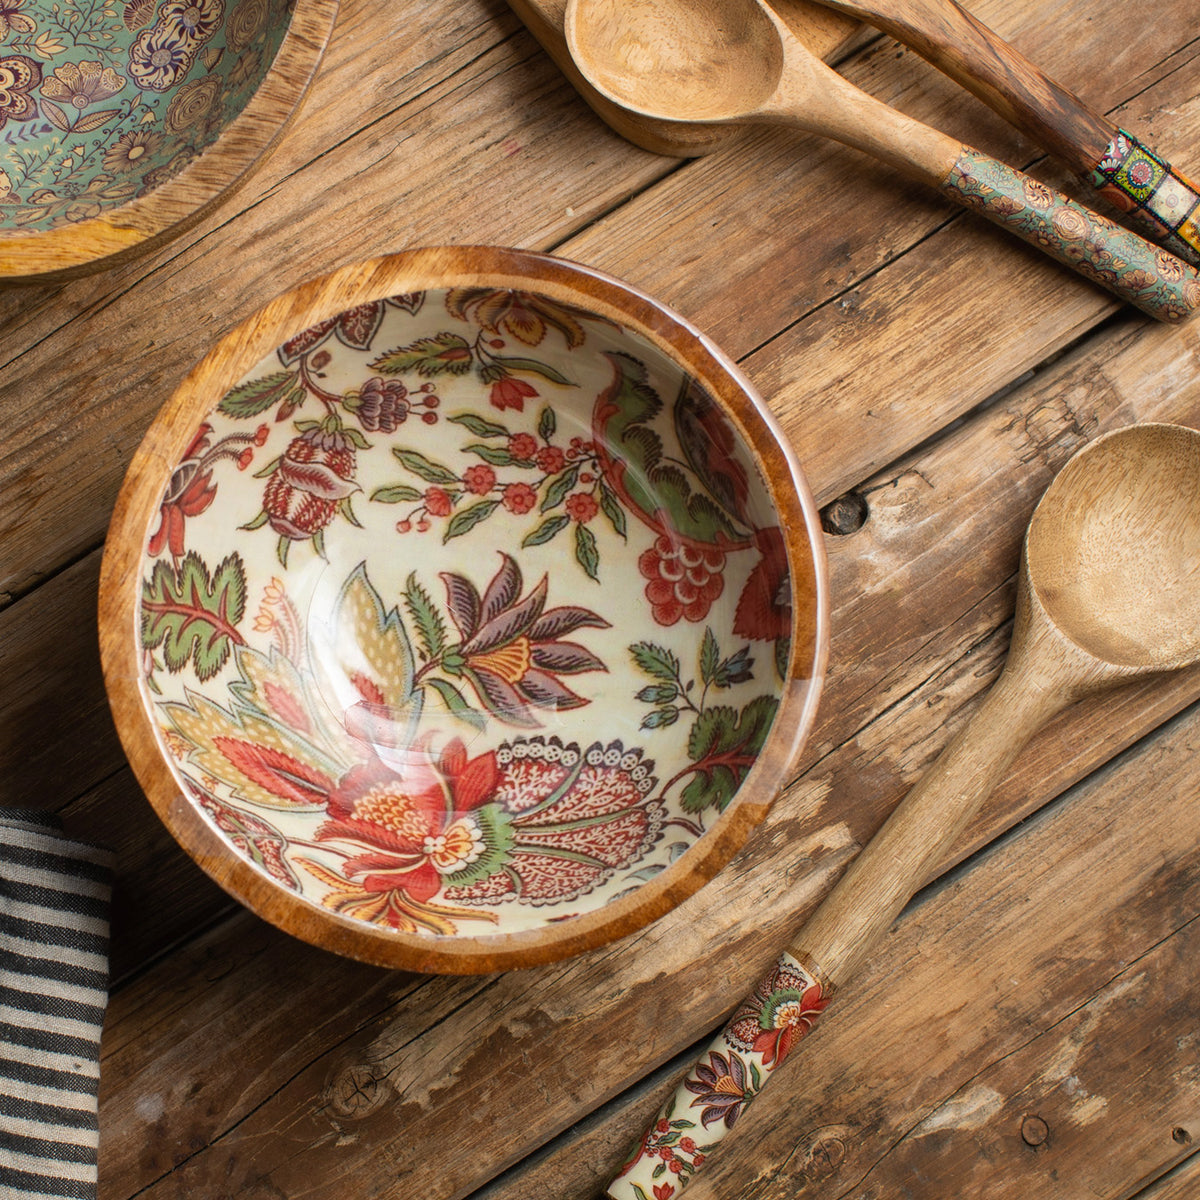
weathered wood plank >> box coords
[474,699,1200,1200]
[95,305,1200,1197]
[1137,1153,1200,1200]
[2,0,1195,606]
[0,0,670,604]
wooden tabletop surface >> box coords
[2,0,1199,1196]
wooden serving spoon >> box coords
[563,0,1200,323]
[810,0,1200,268]
[605,422,1200,1198]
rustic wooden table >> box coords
[2,0,1199,1196]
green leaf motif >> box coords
[630,641,681,684]
[538,406,556,442]
[424,677,487,732]
[371,332,473,377]
[465,442,516,466]
[403,573,447,660]
[681,695,780,813]
[699,627,720,686]
[141,552,247,682]
[370,483,424,504]
[575,522,600,580]
[449,412,511,438]
[521,515,569,548]
[392,447,460,486]
[540,462,580,513]
[598,479,628,540]
[219,370,304,420]
[444,499,500,541]
[490,353,575,386]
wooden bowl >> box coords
[99,245,830,972]
[0,0,337,280]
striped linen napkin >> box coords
[0,811,114,1200]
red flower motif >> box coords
[317,740,498,912]
[508,432,538,461]
[565,492,598,523]
[535,444,565,474]
[502,482,537,514]
[489,375,538,412]
[638,534,726,626]
[725,957,829,1069]
[462,463,496,495]
[262,425,358,541]
[149,423,218,558]
[425,486,453,517]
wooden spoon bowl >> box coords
[99,245,830,973]
[0,0,337,281]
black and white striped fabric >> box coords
[0,811,113,1200]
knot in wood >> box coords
[820,492,868,535]
[1021,1114,1049,1147]
[326,1063,391,1120]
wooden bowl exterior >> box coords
[98,245,830,972]
[0,0,338,282]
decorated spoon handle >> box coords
[605,951,832,1200]
[812,0,1200,267]
[940,146,1200,322]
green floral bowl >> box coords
[100,246,829,972]
[0,0,336,279]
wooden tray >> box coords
[507,0,862,155]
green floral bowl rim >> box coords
[0,0,338,281]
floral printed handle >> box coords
[606,953,831,1200]
[1087,130,1200,270]
[941,147,1200,323]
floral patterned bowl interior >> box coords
[102,248,828,972]
[0,0,334,274]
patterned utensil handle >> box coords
[606,952,831,1200]
[1087,129,1200,270]
[942,146,1200,323]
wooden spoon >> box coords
[810,0,1200,268]
[563,0,1200,323]
[605,422,1200,1198]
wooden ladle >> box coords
[563,0,1200,323]
[605,423,1200,1198]
[811,0,1200,267]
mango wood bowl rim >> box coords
[0,0,339,282]
[98,244,831,973]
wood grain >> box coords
[94,303,1200,1198]
[0,0,1191,1196]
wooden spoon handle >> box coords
[605,641,1068,1199]
[605,951,831,1199]
[941,146,1200,322]
[812,0,1200,267]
